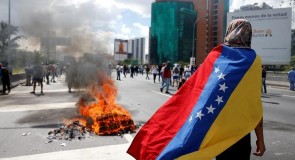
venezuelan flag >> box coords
[127,45,263,160]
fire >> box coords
[76,79,136,135]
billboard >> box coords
[227,8,292,65]
[114,39,128,54]
[114,39,128,61]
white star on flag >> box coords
[196,111,205,120]
[218,73,226,80]
[214,66,220,73]
[219,83,228,92]
[206,105,216,114]
[215,95,224,105]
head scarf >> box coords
[224,19,252,48]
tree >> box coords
[0,21,23,61]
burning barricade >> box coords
[77,79,136,135]
[47,77,136,143]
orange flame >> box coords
[77,79,135,135]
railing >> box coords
[0,73,26,91]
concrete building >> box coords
[40,31,70,63]
[236,2,273,11]
[193,0,229,65]
[127,37,146,64]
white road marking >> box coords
[0,139,135,160]
[0,102,76,112]
[152,91,172,97]
[282,94,295,98]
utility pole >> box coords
[7,0,11,64]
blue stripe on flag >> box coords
[157,46,256,160]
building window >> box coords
[213,37,218,42]
[213,20,218,26]
[213,10,218,15]
[213,25,218,31]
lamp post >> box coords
[190,16,207,65]
[7,0,11,64]
[179,8,208,65]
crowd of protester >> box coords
[113,62,197,94]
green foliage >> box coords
[176,61,189,66]
[0,22,22,54]
[0,21,23,64]
[290,55,295,68]
[120,59,139,65]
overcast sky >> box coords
[0,0,291,57]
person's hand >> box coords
[253,140,266,156]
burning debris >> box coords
[77,79,136,135]
[46,79,137,143]
[46,121,91,143]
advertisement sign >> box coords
[114,39,128,54]
[227,8,292,65]
[114,39,128,61]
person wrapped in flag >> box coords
[127,19,266,160]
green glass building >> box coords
[149,1,196,65]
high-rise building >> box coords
[149,1,196,64]
[40,31,70,63]
[149,0,229,65]
[193,0,229,65]
[127,37,146,64]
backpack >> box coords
[174,67,179,74]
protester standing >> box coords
[65,63,77,93]
[160,61,172,94]
[123,64,127,78]
[158,64,162,82]
[127,19,265,160]
[216,19,265,159]
[130,65,134,78]
[151,65,158,83]
[288,67,295,91]
[179,64,184,80]
[0,63,11,95]
[145,65,150,80]
[184,65,191,79]
[25,64,32,86]
[172,65,180,87]
[31,63,44,95]
[116,64,121,81]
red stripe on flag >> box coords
[127,46,223,160]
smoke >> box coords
[0,0,152,58]
[1,0,118,57]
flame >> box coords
[77,79,135,135]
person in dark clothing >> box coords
[262,65,267,93]
[123,65,127,77]
[158,64,162,82]
[160,61,172,94]
[0,63,11,95]
[31,63,44,94]
[145,65,150,80]
[179,64,184,80]
[130,65,134,78]
[177,78,186,90]
[65,63,77,93]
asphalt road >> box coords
[0,72,294,160]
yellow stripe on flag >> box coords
[178,56,263,160]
